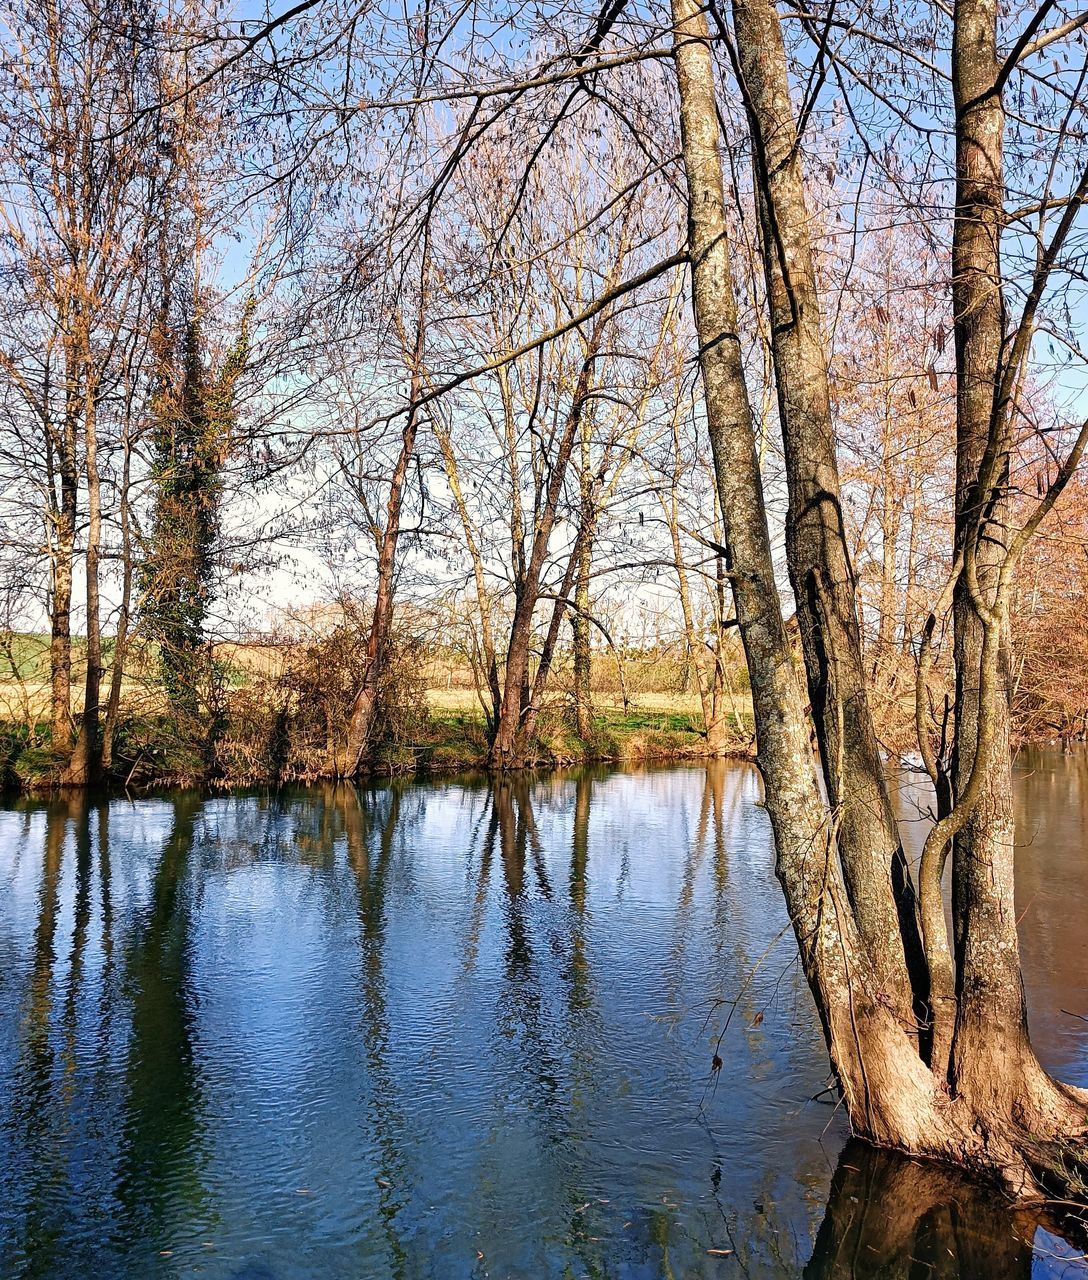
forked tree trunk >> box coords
[671,0,927,1142]
[491,345,600,768]
[671,0,1087,1194]
[340,373,421,777]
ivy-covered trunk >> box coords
[141,303,249,758]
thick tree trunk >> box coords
[671,0,929,1144]
[730,0,924,1027]
[944,0,1081,1129]
[672,0,1087,1191]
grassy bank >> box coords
[0,684,755,792]
[419,690,753,774]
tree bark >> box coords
[671,0,932,1145]
[571,401,594,739]
[47,409,78,750]
[944,0,1074,1121]
[730,0,925,1028]
[102,433,134,772]
[672,0,1087,1189]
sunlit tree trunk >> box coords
[942,0,1080,1127]
[490,347,600,768]
[672,0,1087,1189]
[571,415,594,740]
[340,354,422,776]
[102,433,134,772]
[730,0,924,1025]
[47,425,77,749]
[671,0,936,1145]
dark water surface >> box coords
[1,756,1086,1279]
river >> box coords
[1,752,1086,1278]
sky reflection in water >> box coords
[1,757,1086,1278]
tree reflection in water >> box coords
[1,764,1086,1278]
[805,1138,1087,1278]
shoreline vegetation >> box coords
[5,626,1079,794]
[1,702,756,794]
[0,630,758,792]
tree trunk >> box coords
[340,311,425,777]
[571,531,593,740]
[516,506,597,757]
[102,434,134,772]
[491,348,599,768]
[672,0,925,1143]
[341,390,420,776]
[572,408,594,739]
[63,389,102,787]
[48,421,77,750]
[672,0,1087,1191]
[730,0,925,1027]
[944,0,1076,1124]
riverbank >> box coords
[1,692,755,792]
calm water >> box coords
[1,756,1086,1279]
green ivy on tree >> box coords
[140,296,252,721]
